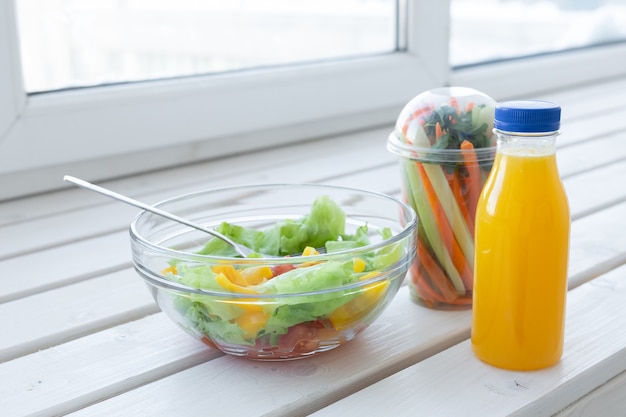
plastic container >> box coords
[471,100,570,370]
[387,86,496,309]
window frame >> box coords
[1,0,626,201]
[0,0,450,200]
[452,42,626,100]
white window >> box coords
[451,0,626,67]
[1,0,625,200]
[18,0,400,93]
[449,0,626,98]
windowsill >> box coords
[2,74,626,416]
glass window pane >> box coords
[450,0,626,67]
[16,0,397,93]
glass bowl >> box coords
[130,184,417,360]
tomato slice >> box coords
[277,319,334,354]
[270,264,296,277]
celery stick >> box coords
[471,106,481,135]
[402,159,465,294]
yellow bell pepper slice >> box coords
[235,310,271,339]
[212,265,247,286]
[301,246,320,256]
[215,272,264,312]
[240,266,273,285]
[297,246,322,268]
[353,258,366,273]
[161,265,178,275]
[328,272,389,331]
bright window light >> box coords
[451,0,626,67]
[16,0,398,93]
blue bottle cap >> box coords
[494,100,561,133]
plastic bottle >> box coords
[471,100,570,370]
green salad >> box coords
[162,196,403,357]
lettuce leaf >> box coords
[196,195,345,257]
[278,195,346,255]
[196,222,279,257]
[256,260,357,295]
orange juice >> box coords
[471,100,569,370]
[472,100,570,370]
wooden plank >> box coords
[567,202,626,289]
[0,231,129,303]
[0,203,138,261]
[501,74,626,149]
[565,160,626,221]
[539,76,626,122]
[310,265,626,417]
[322,164,400,196]
[539,76,626,148]
[0,314,221,417]
[0,126,394,227]
[559,111,626,148]
[0,269,157,362]
[556,370,626,416]
[558,132,626,179]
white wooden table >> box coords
[2,77,626,417]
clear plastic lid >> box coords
[387,86,497,162]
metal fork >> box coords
[64,175,260,258]
[63,176,327,258]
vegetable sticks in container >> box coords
[388,87,496,309]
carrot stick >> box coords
[445,173,474,290]
[446,171,474,238]
[411,264,446,308]
[425,171,447,235]
[416,241,474,304]
[460,140,482,221]
[418,164,451,247]
[449,97,460,114]
[411,105,432,119]
[401,104,434,138]
[417,163,468,292]
[417,240,459,303]
[414,273,448,308]
[465,101,475,113]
